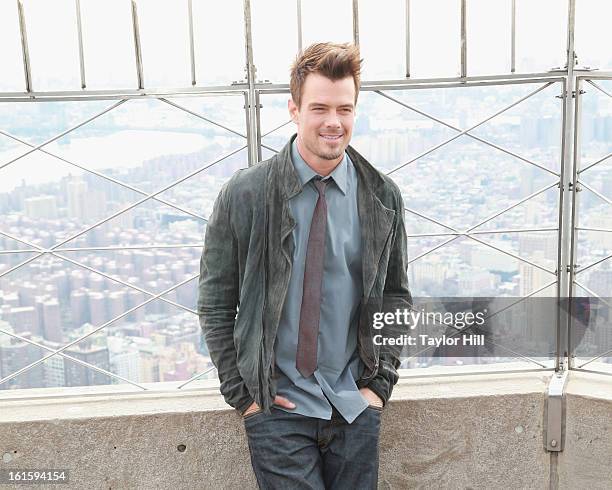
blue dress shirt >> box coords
[272,139,368,423]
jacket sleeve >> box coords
[364,187,413,406]
[197,181,254,414]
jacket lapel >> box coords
[272,137,301,266]
[356,171,396,300]
[345,145,396,300]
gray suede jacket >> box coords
[197,134,412,414]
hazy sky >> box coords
[0,0,610,92]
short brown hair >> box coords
[290,42,362,108]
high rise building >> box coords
[24,195,58,219]
[66,180,88,220]
[0,322,44,390]
[42,299,62,342]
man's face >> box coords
[288,73,356,165]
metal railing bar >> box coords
[575,226,612,233]
[55,244,203,252]
[48,145,247,250]
[177,365,218,389]
[188,0,196,86]
[465,181,559,232]
[297,0,303,53]
[158,97,274,155]
[467,234,556,274]
[16,0,32,93]
[0,128,208,223]
[578,180,612,206]
[578,72,612,79]
[406,201,558,272]
[0,228,41,251]
[460,0,467,78]
[261,119,292,138]
[0,325,148,390]
[0,100,127,172]
[0,382,227,402]
[511,0,516,73]
[386,82,555,175]
[0,252,44,279]
[405,183,560,270]
[0,87,248,102]
[408,236,460,264]
[482,279,559,322]
[259,120,292,154]
[404,206,457,232]
[0,76,566,102]
[558,62,575,370]
[399,366,555,380]
[243,0,259,167]
[575,252,612,275]
[405,0,410,78]
[571,367,612,377]
[159,97,248,140]
[75,0,86,89]
[572,280,609,305]
[362,76,564,88]
[0,75,570,102]
[0,249,38,255]
[376,90,560,177]
[408,230,558,273]
[131,0,144,89]
[255,91,263,161]
[407,227,558,237]
[258,76,563,97]
[578,151,612,174]
[352,0,360,45]
[586,79,612,99]
[0,273,198,387]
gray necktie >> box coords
[296,177,329,378]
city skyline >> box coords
[1,78,611,391]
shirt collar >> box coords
[291,139,348,195]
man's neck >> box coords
[296,138,343,177]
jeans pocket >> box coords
[367,404,383,412]
[243,408,263,421]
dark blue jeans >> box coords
[243,405,382,489]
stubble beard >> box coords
[306,137,345,161]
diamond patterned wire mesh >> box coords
[0,94,252,390]
[2,0,611,390]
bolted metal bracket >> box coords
[566,182,582,192]
[555,89,586,99]
[566,264,580,273]
[545,370,569,452]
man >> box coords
[198,42,411,489]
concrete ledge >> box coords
[0,368,610,489]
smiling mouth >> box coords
[320,134,343,141]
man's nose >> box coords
[324,111,341,127]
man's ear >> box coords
[288,98,299,124]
